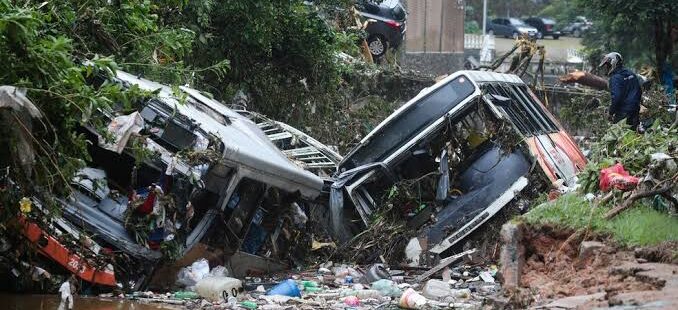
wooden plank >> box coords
[414,248,477,282]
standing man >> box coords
[58,275,76,310]
[598,52,642,128]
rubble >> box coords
[3,47,673,310]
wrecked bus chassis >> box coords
[330,70,587,262]
[10,70,330,291]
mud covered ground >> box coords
[1,294,181,310]
[517,225,678,309]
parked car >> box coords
[331,70,586,259]
[562,16,592,37]
[356,0,407,58]
[524,17,561,39]
[486,17,538,39]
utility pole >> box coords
[482,0,487,35]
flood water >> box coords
[1,294,182,310]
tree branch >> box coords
[604,185,674,219]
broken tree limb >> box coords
[414,248,477,283]
[559,71,609,90]
[604,185,673,219]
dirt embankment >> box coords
[508,224,678,309]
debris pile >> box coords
[109,259,505,309]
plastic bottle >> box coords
[370,279,401,297]
[173,291,200,299]
[240,301,258,309]
[399,288,428,309]
[354,289,383,299]
[365,264,391,282]
[266,279,301,297]
[339,288,381,298]
[301,280,318,288]
[343,295,360,306]
[304,287,323,293]
[194,276,243,302]
[422,279,452,301]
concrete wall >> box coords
[400,52,465,75]
[400,0,466,75]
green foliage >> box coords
[538,0,584,28]
[524,194,678,246]
[0,0,150,199]
[576,0,678,72]
[588,120,676,174]
[558,92,610,137]
[180,1,346,97]
[465,20,481,34]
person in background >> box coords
[58,275,76,310]
[598,52,642,128]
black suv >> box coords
[356,0,407,57]
[524,17,561,39]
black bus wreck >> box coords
[5,71,334,291]
[330,70,586,264]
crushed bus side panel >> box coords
[2,70,329,292]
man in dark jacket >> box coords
[598,52,642,127]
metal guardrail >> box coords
[464,34,494,49]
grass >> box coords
[523,193,678,247]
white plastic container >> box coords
[195,276,243,302]
[399,288,428,309]
[422,279,453,300]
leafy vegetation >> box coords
[0,0,151,200]
[576,0,678,75]
[524,194,678,246]
[538,0,585,28]
[525,88,677,248]
[0,0,372,199]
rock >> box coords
[499,222,525,291]
[534,292,606,309]
[578,241,606,260]
[484,294,509,309]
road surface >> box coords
[494,37,583,62]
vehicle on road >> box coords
[356,0,407,58]
[562,16,592,38]
[524,17,561,39]
[486,17,538,39]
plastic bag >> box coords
[599,163,639,192]
[209,265,228,278]
[176,258,211,287]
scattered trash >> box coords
[177,258,211,288]
[267,279,301,297]
[371,279,401,297]
[173,291,200,299]
[194,276,243,302]
[399,288,428,309]
[343,295,361,306]
[240,300,258,309]
[479,271,495,283]
[599,163,640,192]
[422,279,453,301]
[365,264,391,282]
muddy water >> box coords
[1,294,182,310]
